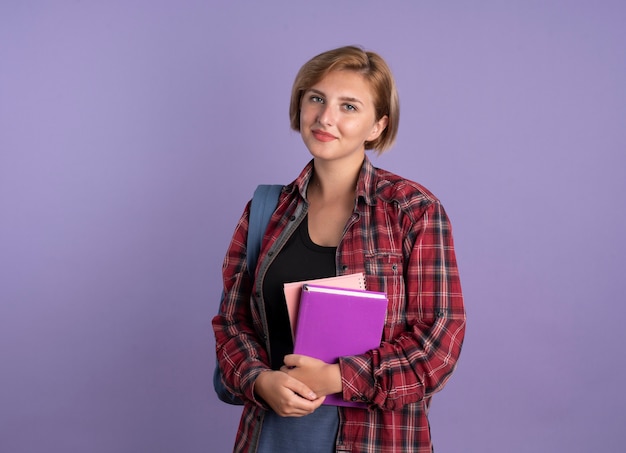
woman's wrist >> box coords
[323,363,343,395]
[252,369,273,399]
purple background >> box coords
[1,1,625,452]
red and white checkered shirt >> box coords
[213,157,466,452]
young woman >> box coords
[213,46,466,453]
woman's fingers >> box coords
[254,370,324,417]
[284,374,318,400]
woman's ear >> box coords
[368,115,389,142]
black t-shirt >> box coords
[262,215,337,370]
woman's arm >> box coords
[212,204,271,405]
[213,204,325,414]
[339,200,466,410]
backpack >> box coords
[213,184,283,405]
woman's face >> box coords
[299,70,387,164]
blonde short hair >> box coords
[289,46,400,153]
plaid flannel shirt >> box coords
[213,157,466,453]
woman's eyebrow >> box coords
[307,88,364,105]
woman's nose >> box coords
[317,104,334,126]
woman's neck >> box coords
[309,156,363,202]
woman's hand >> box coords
[254,370,325,417]
[281,354,342,397]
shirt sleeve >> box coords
[212,203,272,407]
[338,200,466,410]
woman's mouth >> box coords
[312,129,337,142]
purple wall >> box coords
[1,1,625,452]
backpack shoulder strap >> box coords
[246,184,283,275]
[213,184,282,406]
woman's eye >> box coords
[310,96,324,103]
[343,103,357,111]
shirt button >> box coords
[342,265,349,271]
[290,215,296,221]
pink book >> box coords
[293,284,387,407]
[283,273,366,337]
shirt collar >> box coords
[289,155,379,206]
[355,156,378,206]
